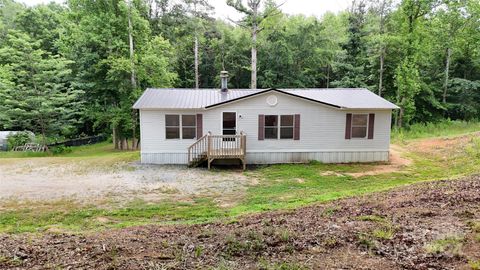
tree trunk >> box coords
[128,2,136,89]
[397,97,406,128]
[251,24,257,89]
[113,126,119,150]
[194,34,199,89]
[378,0,386,97]
[326,65,330,88]
[378,48,384,96]
[132,110,137,149]
[397,107,404,128]
[443,47,451,104]
[128,1,138,151]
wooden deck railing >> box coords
[187,132,210,166]
[187,132,246,170]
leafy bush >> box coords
[51,145,73,155]
[6,132,33,150]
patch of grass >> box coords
[223,232,267,257]
[224,235,249,256]
[321,206,340,217]
[357,215,386,223]
[465,137,480,158]
[277,229,294,243]
[391,119,480,143]
[258,261,307,270]
[0,256,23,266]
[425,235,465,257]
[470,260,480,270]
[321,236,338,248]
[0,141,139,161]
[357,233,376,250]
[468,221,480,233]
[0,198,225,233]
[194,245,203,258]
[372,227,395,240]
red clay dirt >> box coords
[1,175,479,269]
[347,144,412,178]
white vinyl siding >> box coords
[139,91,393,164]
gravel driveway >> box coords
[0,158,249,203]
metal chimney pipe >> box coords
[220,71,228,92]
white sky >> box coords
[18,0,351,19]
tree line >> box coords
[0,0,479,148]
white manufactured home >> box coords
[133,73,398,168]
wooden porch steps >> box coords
[187,132,247,170]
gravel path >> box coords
[0,158,248,203]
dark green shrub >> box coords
[51,145,72,155]
[6,132,33,150]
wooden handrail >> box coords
[187,132,210,164]
[188,132,247,170]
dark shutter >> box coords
[345,113,352,139]
[196,114,203,139]
[368,113,375,139]
[294,114,300,140]
[258,114,265,140]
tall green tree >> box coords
[227,0,282,89]
[394,0,440,127]
[331,0,369,88]
[0,31,83,144]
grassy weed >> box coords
[425,236,465,257]
[391,119,480,143]
[372,227,395,240]
[470,260,480,270]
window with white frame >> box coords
[165,114,196,139]
[351,114,368,138]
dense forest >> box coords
[0,0,479,147]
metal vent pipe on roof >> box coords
[220,71,228,92]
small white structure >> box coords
[133,73,398,168]
[0,131,34,151]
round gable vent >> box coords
[266,95,278,106]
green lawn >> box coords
[0,141,139,160]
[1,122,479,234]
[391,119,480,142]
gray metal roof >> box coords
[133,88,399,110]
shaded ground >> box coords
[1,175,479,270]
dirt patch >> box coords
[410,132,480,155]
[348,144,412,178]
[348,133,479,178]
[0,158,249,204]
[1,175,479,269]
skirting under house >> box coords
[141,150,390,165]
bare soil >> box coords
[347,144,412,178]
[1,175,479,269]
[0,159,249,203]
